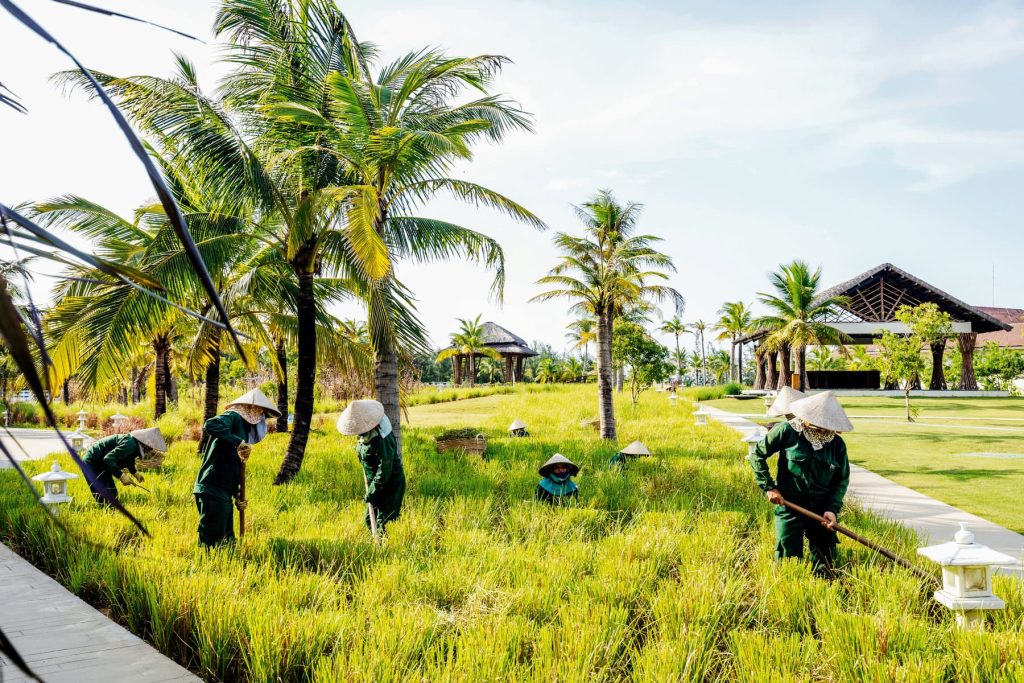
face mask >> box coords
[378,414,393,439]
[248,416,268,444]
[548,472,570,483]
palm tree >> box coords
[671,348,689,383]
[534,357,560,384]
[755,261,849,391]
[561,356,585,383]
[477,357,502,384]
[707,349,731,384]
[714,302,752,384]
[566,317,597,372]
[436,315,501,387]
[532,190,683,440]
[691,319,709,385]
[659,316,686,382]
[75,2,542,482]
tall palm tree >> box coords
[691,319,709,385]
[436,315,501,387]
[532,190,682,440]
[714,302,752,384]
[755,261,849,391]
[659,316,686,382]
[566,317,597,372]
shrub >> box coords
[681,385,725,401]
[100,415,146,436]
[8,401,41,426]
[723,382,743,396]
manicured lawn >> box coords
[2,387,1023,681]
[707,395,1024,533]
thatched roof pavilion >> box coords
[446,321,537,384]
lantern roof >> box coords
[742,430,765,444]
[917,524,1015,566]
[32,461,80,483]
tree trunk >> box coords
[276,338,289,433]
[597,310,616,440]
[203,332,222,422]
[904,387,913,422]
[796,346,807,391]
[130,367,138,403]
[753,347,765,390]
[700,333,708,385]
[276,270,316,484]
[777,344,792,390]
[765,349,778,389]
[958,332,978,390]
[62,380,70,403]
[468,354,476,387]
[374,345,401,454]
[928,340,947,390]
[737,340,744,385]
[153,336,168,419]
[674,335,682,382]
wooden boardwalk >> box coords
[0,543,198,683]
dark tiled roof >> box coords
[974,307,1024,348]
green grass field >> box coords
[2,386,1023,681]
[707,395,1024,533]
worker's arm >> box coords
[748,422,790,492]
[203,413,244,448]
[103,439,136,478]
[366,438,393,501]
[825,440,851,515]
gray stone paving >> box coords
[702,404,1024,577]
[0,428,70,469]
[0,543,199,682]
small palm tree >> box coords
[713,302,752,384]
[691,319,709,385]
[561,356,585,383]
[566,317,597,372]
[534,357,560,384]
[659,316,686,382]
[436,315,501,387]
[755,261,849,391]
[671,348,689,383]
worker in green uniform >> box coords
[193,388,280,547]
[337,399,406,532]
[749,390,852,575]
[535,453,579,504]
[83,427,166,504]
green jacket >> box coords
[83,434,140,478]
[749,421,850,513]
[194,411,247,501]
[356,430,404,505]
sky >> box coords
[3,0,1024,353]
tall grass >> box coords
[1,386,1020,681]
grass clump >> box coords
[1,386,1020,681]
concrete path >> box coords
[0,543,199,683]
[0,428,71,469]
[702,405,1024,575]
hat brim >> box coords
[337,400,386,436]
[225,388,282,418]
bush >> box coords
[100,415,146,436]
[723,382,744,396]
[8,401,42,426]
[681,386,725,401]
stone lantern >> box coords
[76,409,88,431]
[693,405,709,427]
[110,411,127,433]
[742,428,765,456]
[763,392,776,411]
[2,409,8,426]
[68,429,91,453]
[32,461,79,514]
[917,523,1016,629]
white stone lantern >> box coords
[917,523,1016,629]
[110,411,127,433]
[763,392,776,410]
[68,429,92,453]
[32,461,79,513]
[693,406,709,427]
[76,409,88,431]
[668,392,678,402]
[742,428,765,456]
[2,409,8,426]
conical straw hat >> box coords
[508,419,527,431]
[790,391,853,432]
[336,399,385,436]
[767,387,805,417]
[619,439,651,456]
[129,427,166,453]
[225,388,281,418]
[539,453,579,477]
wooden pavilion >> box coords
[742,263,1012,390]
[448,321,537,384]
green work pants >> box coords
[774,505,837,573]
[365,475,406,531]
[195,493,235,547]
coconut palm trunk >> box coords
[153,335,169,419]
[796,346,807,391]
[597,311,617,440]
[276,269,316,484]
[374,346,401,452]
[276,338,289,433]
[203,349,220,421]
[777,343,793,390]
[765,349,778,389]
[736,338,743,384]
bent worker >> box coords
[193,388,279,547]
[536,453,579,504]
[749,390,852,575]
[83,427,166,504]
[337,399,406,532]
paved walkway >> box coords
[0,428,70,469]
[702,405,1024,576]
[0,543,198,682]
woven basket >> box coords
[436,434,487,456]
[136,453,165,470]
